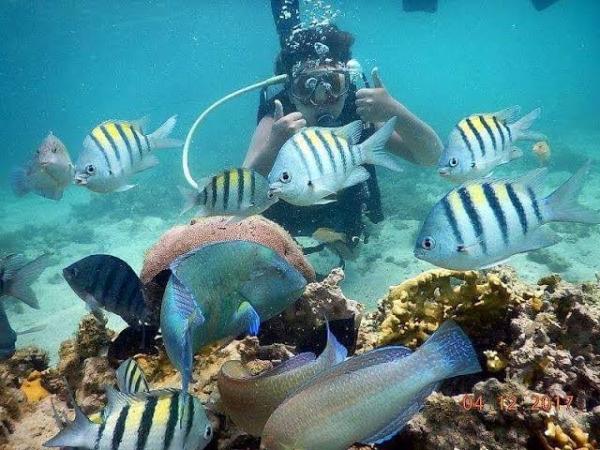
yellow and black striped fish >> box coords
[180,168,278,217]
[74,116,182,193]
[116,357,149,394]
[268,118,401,206]
[439,106,545,182]
[44,360,212,450]
[416,162,600,270]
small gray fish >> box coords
[415,162,600,270]
[10,133,74,201]
[268,118,401,206]
[439,106,545,182]
[74,116,182,193]
[0,253,50,359]
[180,168,278,217]
[45,359,213,450]
[260,321,481,450]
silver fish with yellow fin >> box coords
[180,168,277,217]
[74,116,182,193]
[260,320,481,450]
[416,162,600,270]
[44,358,212,450]
[268,118,401,206]
[439,106,545,182]
[11,133,74,201]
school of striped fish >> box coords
[5,97,600,450]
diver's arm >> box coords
[384,103,443,166]
[243,116,279,177]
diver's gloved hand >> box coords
[355,68,404,123]
[270,99,307,150]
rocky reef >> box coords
[1,266,599,449]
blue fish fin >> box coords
[492,105,521,123]
[361,117,403,172]
[420,320,481,378]
[137,153,159,172]
[545,160,600,224]
[361,382,440,445]
[148,115,183,149]
[511,107,545,141]
[234,301,261,336]
[341,166,370,190]
[116,358,149,394]
[114,183,137,192]
[10,166,30,197]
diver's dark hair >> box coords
[275,24,355,75]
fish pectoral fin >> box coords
[361,381,440,445]
[115,184,137,192]
[341,166,370,189]
[513,228,561,255]
[233,301,261,336]
[312,197,337,205]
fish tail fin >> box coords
[5,254,51,309]
[361,117,403,172]
[511,107,546,141]
[10,167,30,197]
[178,186,199,215]
[43,395,95,448]
[419,320,481,379]
[545,161,600,224]
[148,115,184,149]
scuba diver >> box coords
[242,0,443,265]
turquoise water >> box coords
[1,0,599,359]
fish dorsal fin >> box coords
[361,382,440,445]
[131,116,150,133]
[331,120,363,145]
[295,346,412,394]
[492,105,522,123]
[104,385,144,414]
[262,353,316,377]
[116,358,150,394]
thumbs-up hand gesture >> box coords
[269,99,307,150]
[355,67,401,123]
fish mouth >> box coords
[74,174,88,185]
[268,186,282,195]
[438,167,450,176]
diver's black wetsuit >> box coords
[258,87,384,243]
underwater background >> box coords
[1,0,599,362]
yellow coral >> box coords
[19,370,49,403]
[544,420,598,450]
[483,350,508,372]
[377,268,539,347]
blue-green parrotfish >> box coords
[160,240,307,401]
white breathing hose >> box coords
[182,74,289,189]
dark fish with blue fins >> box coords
[0,253,50,359]
[160,240,307,401]
[63,255,151,327]
[260,321,482,450]
[10,133,74,201]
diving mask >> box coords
[290,68,351,106]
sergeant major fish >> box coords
[180,168,278,217]
[415,162,600,271]
[63,255,150,327]
[268,117,401,206]
[0,253,50,359]
[10,133,74,201]
[439,106,545,182]
[260,320,481,450]
[160,240,306,402]
[74,116,182,193]
[44,358,212,450]
[216,324,347,436]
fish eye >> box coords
[204,425,212,439]
[421,236,436,250]
[280,171,291,183]
[267,191,274,199]
[52,147,57,153]
[85,164,95,174]
[449,157,458,167]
